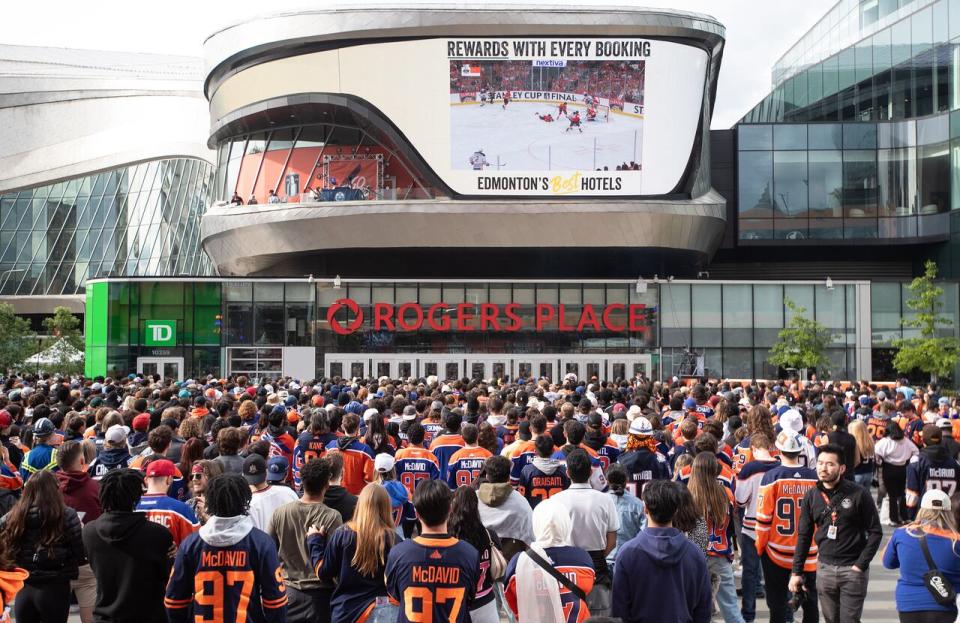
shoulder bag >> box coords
[487,529,507,581]
[918,533,958,607]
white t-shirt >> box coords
[552,483,621,552]
[248,485,299,531]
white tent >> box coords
[25,338,84,366]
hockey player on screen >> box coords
[478,86,489,106]
[558,101,568,117]
[587,106,598,122]
[502,90,511,109]
[535,112,555,122]
[469,149,490,170]
[565,110,583,133]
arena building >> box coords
[15,0,955,382]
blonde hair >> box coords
[908,506,960,551]
[348,484,395,576]
[610,419,629,435]
[848,419,875,460]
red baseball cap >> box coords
[132,414,150,432]
[0,410,11,429]
[145,459,179,478]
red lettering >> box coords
[536,304,555,331]
[602,304,626,332]
[558,304,575,331]
[479,304,501,331]
[396,303,423,331]
[628,304,647,331]
[427,303,451,331]
[456,303,476,331]
[327,298,364,335]
[503,304,522,331]
[373,303,395,331]
[576,304,601,332]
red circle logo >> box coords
[326,298,364,335]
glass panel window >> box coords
[919,142,951,213]
[892,18,912,67]
[809,124,843,149]
[878,146,918,216]
[843,150,879,217]
[913,6,933,58]
[723,284,752,347]
[738,125,772,150]
[809,151,844,218]
[739,151,774,217]
[773,125,807,150]
[774,152,809,217]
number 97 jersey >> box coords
[385,536,479,623]
[906,449,960,508]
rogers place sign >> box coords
[325,299,652,336]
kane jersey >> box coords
[504,546,595,623]
[446,446,492,489]
[137,493,199,547]
[517,460,570,509]
[616,448,670,497]
[429,434,466,482]
[394,447,441,499]
[385,535,479,623]
[755,464,819,571]
[165,524,288,623]
[292,431,336,490]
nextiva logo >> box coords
[144,320,176,346]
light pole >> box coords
[0,268,24,292]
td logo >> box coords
[144,320,176,346]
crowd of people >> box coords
[0,372,959,622]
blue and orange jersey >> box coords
[733,443,780,474]
[508,440,537,485]
[706,489,736,559]
[695,404,715,419]
[594,438,621,471]
[385,534,479,623]
[394,447,441,499]
[293,432,337,489]
[420,420,445,446]
[429,434,466,482]
[906,449,960,508]
[755,464,819,571]
[258,430,296,482]
[734,458,780,539]
[308,526,395,623]
[446,446,492,489]
[616,449,671,497]
[517,461,570,508]
[677,461,736,495]
[137,493,199,547]
[326,437,375,496]
[0,460,22,492]
[497,424,519,447]
[165,525,288,623]
[865,415,891,441]
[504,545,595,623]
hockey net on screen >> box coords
[597,104,611,122]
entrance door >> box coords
[606,355,653,381]
[325,355,368,379]
[559,357,604,382]
[369,355,416,380]
[467,356,509,382]
[420,358,462,381]
[136,357,184,381]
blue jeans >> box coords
[739,533,761,622]
[369,602,399,623]
[854,472,873,491]
[708,556,746,623]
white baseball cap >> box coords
[105,424,130,444]
[921,488,952,511]
[363,408,379,423]
[374,453,395,473]
[628,417,653,436]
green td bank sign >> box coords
[144,320,177,346]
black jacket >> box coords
[1,505,85,582]
[82,511,173,623]
[793,479,882,574]
[324,485,358,523]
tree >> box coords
[0,303,33,373]
[893,260,960,384]
[768,298,835,378]
[39,306,84,377]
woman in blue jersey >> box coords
[883,488,960,622]
[307,484,398,622]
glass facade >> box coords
[87,278,875,382]
[0,158,213,296]
[214,122,439,206]
[738,120,954,241]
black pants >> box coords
[286,585,332,623]
[883,463,908,524]
[899,611,958,623]
[14,579,71,623]
[761,554,818,623]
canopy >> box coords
[25,338,84,365]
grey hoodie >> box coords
[532,456,563,475]
[478,482,534,542]
[200,515,254,547]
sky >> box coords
[0,0,837,128]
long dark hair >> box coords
[448,487,489,554]
[1,470,65,555]
[178,437,206,478]
[363,415,390,453]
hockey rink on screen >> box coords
[450,101,644,173]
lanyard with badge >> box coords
[820,490,840,539]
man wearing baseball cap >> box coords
[20,417,59,482]
[136,458,198,547]
[244,454,297,531]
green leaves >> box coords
[893,260,960,383]
[768,298,836,377]
[0,303,34,373]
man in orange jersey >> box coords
[446,424,492,488]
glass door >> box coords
[325,355,368,379]
[136,357,184,381]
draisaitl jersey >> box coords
[394,447,441,499]
[165,526,288,623]
[385,534,479,623]
[504,545,595,623]
[755,464,819,572]
[292,432,337,490]
[517,461,570,509]
[446,446,492,489]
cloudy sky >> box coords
[1,0,836,128]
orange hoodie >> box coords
[0,567,28,620]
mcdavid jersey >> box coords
[504,546,595,623]
[755,465,819,571]
[446,447,492,488]
[906,448,960,508]
[293,432,336,489]
[385,535,479,623]
[430,434,466,482]
[165,526,288,623]
[517,462,570,509]
[394,447,441,499]
[137,493,199,547]
[616,449,670,497]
